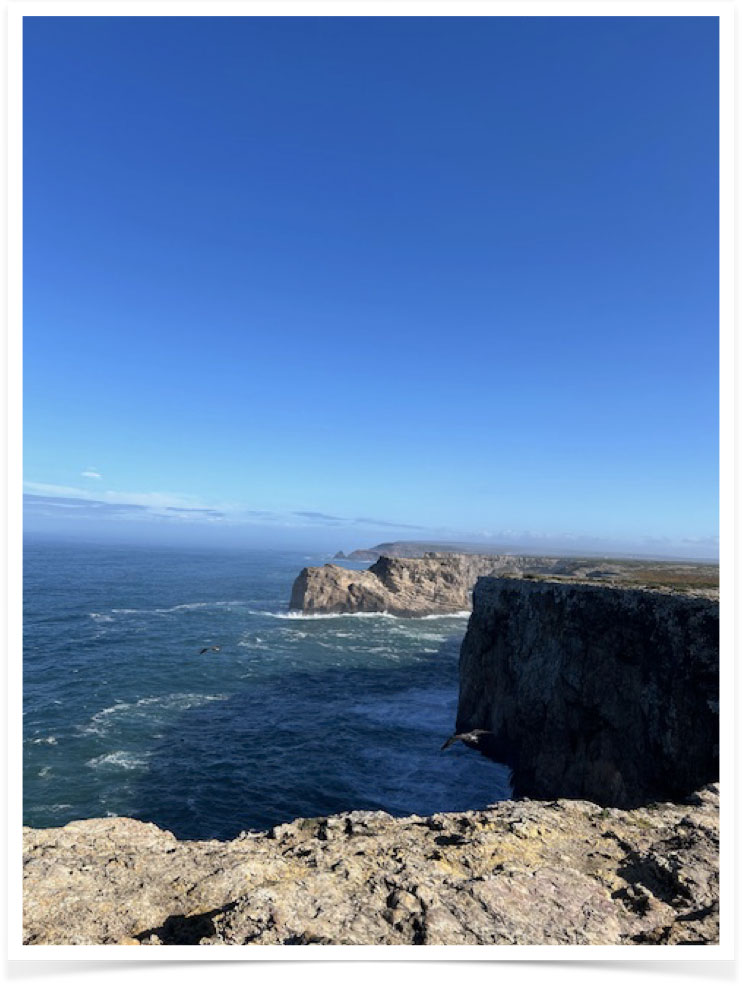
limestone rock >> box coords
[456,577,719,807]
[289,553,568,617]
[290,553,717,618]
[22,786,719,945]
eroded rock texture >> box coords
[457,578,719,807]
[289,553,573,617]
[23,785,719,946]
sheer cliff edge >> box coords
[456,576,719,808]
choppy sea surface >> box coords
[23,539,511,840]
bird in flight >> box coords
[441,728,493,751]
[198,645,222,654]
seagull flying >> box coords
[441,728,493,751]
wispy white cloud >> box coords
[24,481,218,512]
[81,468,102,479]
[24,482,91,498]
[23,481,221,518]
[21,480,719,560]
[100,489,213,511]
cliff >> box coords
[292,554,718,618]
[456,577,719,807]
[22,566,721,946]
[290,552,582,617]
[335,541,472,561]
[22,784,719,945]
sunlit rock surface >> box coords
[290,553,572,617]
[23,784,719,945]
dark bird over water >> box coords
[441,728,493,751]
[198,646,222,654]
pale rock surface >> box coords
[289,553,571,617]
[23,785,719,946]
[290,553,718,618]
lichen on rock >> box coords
[22,785,719,945]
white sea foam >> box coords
[249,609,470,622]
[38,766,52,777]
[110,601,245,616]
[249,610,399,621]
[86,750,149,771]
[78,693,229,735]
[418,611,471,620]
[397,631,447,642]
[30,736,57,745]
[155,600,245,613]
[89,613,115,623]
[83,701,132,729]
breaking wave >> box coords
[78,693,229,736]
[86,750,149,771]
[249,609,471,621]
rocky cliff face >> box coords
[457,577,719,808]
[22,785,719,945]
[22,571,722,946]
[290,553,578,617]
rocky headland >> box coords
[292,552,719,618]
[290,552,586,617]
[23,566,720,946]
[334,541,473,561]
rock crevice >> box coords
[22,786,719,945]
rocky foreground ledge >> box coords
[23,785,718,946]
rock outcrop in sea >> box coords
[22,784,719,945]
[290,552,573,617]
[292,553,719,618]
[456,576,719,807]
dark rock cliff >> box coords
[456,577,719,808]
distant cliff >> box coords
[290,553,576,617]
[298,554,718,618]
[334,541,471,561]
[456,577,719,808]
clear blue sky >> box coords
[23,15,719,557]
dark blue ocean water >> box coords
[23,539,511,840]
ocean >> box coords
[23,538,511,840]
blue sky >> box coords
[23,15,719,557]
